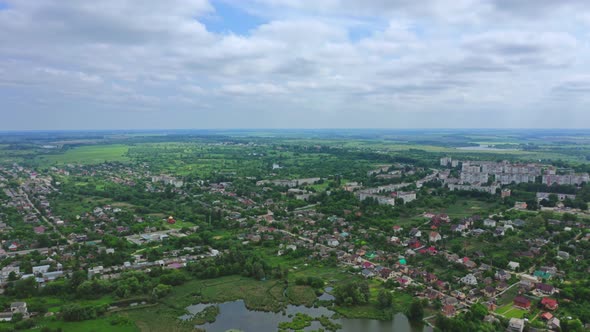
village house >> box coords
[536,283,555,295]
[513,296,531,310]
[541,297,558,311]
[442,304,456,317]
[483,219,496,227]
[428,231,441,243]
[460,273,478,286]
[482,286,496,297]
[507,261,520,271]
[507,318,525,332]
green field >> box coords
[28,317,139,332]
[442,199,501,219]
[36,144,130,165]
[496,303,529,319]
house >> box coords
[513,296,531,310]
[442,296,458,306]
[471,228,485,236]
[483,219,496,227]
[534,270,552,280]
[361,269,374,278]
[540,312,553,321]
[32,265,50,275]
[88,266,104,279]
[462,257,477,269]
[397,276,411,287]
[10,302,27,316]
[379,268,393,280]
[460,273,478,286]
[408,239,421,249]
[43,271,64,281]
[446,253,460,262]
[536,283,555,295]
[483,286,496,297]
[424,273,438,283]
[0,312,12,322]
[548,317,560,330]
[361,261,374,269]
[442,304,456,317]
[508,261,520,271]
[429,231,441,243]
[557,251,570,259]
[426,289,441,300]
[513,219,526,227]
[327,239,340,247]
[33,226,46,234]
[507,318,525,332]
[450,290,465,300]
[541,297,558,311]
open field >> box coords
[28,317,139,332]
[442,199,502,219]
[36,144,130,165]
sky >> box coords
[1,0,590,130]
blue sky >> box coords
[1,0,590,130]
[201,1,264,34]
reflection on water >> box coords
[457,144,517,151]
[317,287,335,301]
[182,300,432,332]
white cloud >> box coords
[1,0,590,129]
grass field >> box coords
[28,317,139,332]
[442,199,501,219]
[495,303,528,319]
[36,144,130,165]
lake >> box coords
[182,300,433,332]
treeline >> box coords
[186,250,288,281]
[6,269,186,302]
[333,280,370,306]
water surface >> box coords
[184,300,432,332]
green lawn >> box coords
[495,303,528,319]
[36,144,130,165]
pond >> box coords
[317,287,335,301]
[181,300,432,332]
[456,144,518,151]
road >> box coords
[20,188,69,243]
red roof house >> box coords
[541,297,558,311]
[540,312,554,321]
[442,304,456,317]
[513,296,531,309]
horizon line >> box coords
[2,127,590,133]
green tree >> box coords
[407,300,424,322]
[377,289,392,309]
[152,284,172,300]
